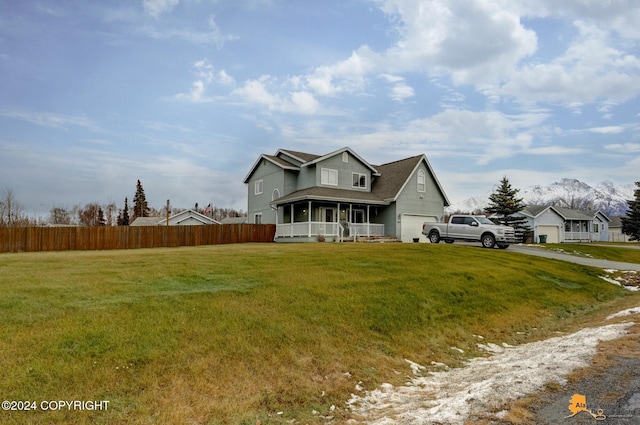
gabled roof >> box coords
[521,205,610,221]
[243,154,299,183]
[270,151,450,207]
[276,149,321,163]
[130,210,220,226]
[301,147,380,176]
[130,217,163,226]
[168,209,220,225]
[372,155,450,206]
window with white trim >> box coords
[342,152,349,163]
[254,213,262,224]
[417,169,426,192]
[272,188,280,201]
[254,179,263,195]
[321,168,338,186]
[352,173,367,188]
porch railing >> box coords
[275,222,384,238]
[351,223,385,237]
[564,231,594,242]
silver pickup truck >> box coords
[422,215,516,249]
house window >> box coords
[254,213,262,224]
[417,169,426,192]
[254,179,263,195]
[272,188,280,201]
[321,168,338,186]
[352,173,367,188]
[342,152,349,163]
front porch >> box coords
[564,220,595,242]
[274,201,385,241]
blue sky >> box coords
[1,0,639,216]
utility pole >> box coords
[166,199,170,226]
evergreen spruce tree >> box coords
[621,181,640,241]
[133,180,149,220]
[485,176,530,240]
[118,197,130,226]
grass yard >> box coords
[1,243,638,424]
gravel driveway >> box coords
[508,244,640,271]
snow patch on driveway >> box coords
[348,318,638,424]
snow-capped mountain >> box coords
[447,178,634,216]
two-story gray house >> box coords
[243,147,450,242]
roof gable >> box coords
[372,155,450,206]
[168,209,220,225]
[243,154,299,183]
[300,147,380,176]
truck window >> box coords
[451,217,465,225]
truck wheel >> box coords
[428,231,440,244]
[481,234,495,248]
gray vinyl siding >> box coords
[393,164,446,238]
[314,154,372,191]
[247,160,284,224]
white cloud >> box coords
[143,0,180,19]
[140,15,237,48]
[588,126,626,134]
[0,110,101,132]
[233,77,321,115]
[605,143,640,153]
[173,59,235,103]
[373,0,537,84]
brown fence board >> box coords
[0,224,275,253]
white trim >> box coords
[352,172,367,189]
[255,179,264,195]
[254,212,262,224]
[417,169,426,193]
[321,168,338,186]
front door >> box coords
[320,207,336,235]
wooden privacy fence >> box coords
[0,224,276,253]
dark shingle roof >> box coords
[278,149,321,163]
[371,155,423,200]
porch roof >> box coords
[272,186,389,206]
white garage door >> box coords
[537,225,560,243]
[400,214,436,243]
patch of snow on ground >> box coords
[348,322,634,424]
[607,306,640,320]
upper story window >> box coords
[342,152,349,163]
[321,168,338,186]
[254,179,264,195]
[272,188,280,201]
[352,173,367,189]
[417,169,426,192]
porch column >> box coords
[290,204,294,237]
[367,205,370,237]
[308,200,312,237]
[337,202,341,242]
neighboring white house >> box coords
[514,205,610,243]
[244,146,450,242]
[608,216,633,242]
[130,210,220,226]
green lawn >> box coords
[1,243,638,424]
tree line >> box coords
[0,180,245,227]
